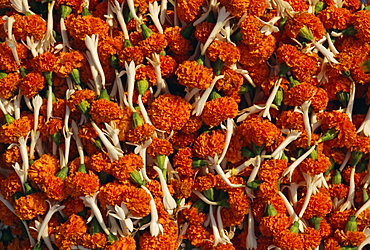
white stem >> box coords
[148,2,163,34]
[355,198,370,218]
[339,167,356,211]
[246,207,257,250]
[71,120,85,164]
[270,130,301,159]
[126,0,142,23]
[47,85,53,122]
[14,92,21,119]
[218,118,234,164]
[85,35,105,89]
[301,100,312,146]
[346,79,356,121]
[154,166,177,211]
[339,150,351,171]
[60,18,70,51]
[192,190,219,205]
[110,0,130,40]
[37,203,65,242]
[357,106,370,136]
[262,78,281,120]
[141,186,163,237]
[282,145,316,181]
[125,61,137,112]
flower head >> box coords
[14,192,49,220]
[175,60,214,90]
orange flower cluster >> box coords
[1,0,370,249]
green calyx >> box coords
[56,166,69,180]
[82,7,91,16]
[298,25,313,41]
[309,149,318,160]
[345,215,357,233]
[351,151,363,167]
[342,25,357,36]
[196,55,205,66]
[78,164,87,173]
[51,131,62,146]
[141,24,153,39]
[336,91,350,108]
[20,67,27,78]
[132,112,144,128]
[203,188,214,201]
[247,180,263,190]
[91,217,103,235]
[266,203,278,216]
[110,55,120,70]
[279,63,290,77]
[44,71,53,86]
[61,4,72,19]
[4,114,14,124]
[192,159,208,168]
[319,128,339,143]
[309,216,322,231]
[214,58,223,76]
[289,221,300,233]
[137,79,149,96]
[180,24,195,40]
[156,154,166,170]
[210,90,221,100]
[77,100,91,118]
[70,68,81,84]
[274,87,284,106]
[332,170,342,185]
[130,169,145,186]
[124,39,133,48]
[288,75,300,88]
[0,72,7,79]
[99,88,110,101]
[314,2,325,14]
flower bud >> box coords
[132,112,144,128]
[345,215,357,233]
[70,68,81,84]
[56,166,69,181]
[266,203,278,216]
[141,24,153,39]
[298,25,313,41]
[137,79,149,96]
[61,5,72,19]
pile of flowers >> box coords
[1,0,370,249]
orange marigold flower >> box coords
[206,40,241,65]
[356,209,370,231]
[285,0,308,11]
[67,89,97,113]
[126,122,156,144]
[176,0,206,22]
[284,12,325,41]
[77,232,107,250]
[0,145,22,169]
[180,206,207,225]
[12,14,47,41]
[239,16,264,47]
[164,26,193,56]
[352,10,370,43]
[175,60,214,89]
[237,36,276,67]
[193,173,217,192]
[181,115,203,134]
[89,152,113,174]
[138,33,168,55]
[194,22,215,44]
[324,238,341,250]
[193,130,226,159]
[329,183,349,200]
[296,188,332,220]
[31,51,58,73]
[0,72,20,99]
[135,64,157,86]
[170,178,194,199]
[317,6,352,30]
[0,41,28,72]
[112,153,143,183]
[237,116,281,147]
[139,221,178,250]
[186,224,213,248]
[120,185,151,217]
[106,236,136,250]
[14,193,49,220]
[54,50,86,77]
[172,147,196,178]
[0,201,19,226]
[201,96,238,126]
[328,209,354,231]
[54,214,87,250]
[19,72,45,98]
[216,68,244,103]
[97,35,123,60]
[273,229,304,250]
[334,229,366,247]
[61,197,85,217]
[169,130,196,147]
[147,137,173,157]
[39,175,67,201]
[352,134,370,154]
[55,0,84,13]
[65,14,109,41]
[302,227,322,249]
[259,213,292,237]
[65,171,100,197]
[118,45,145,65]
[28,154,60,184]
[89,98,123,124]
[159,55,178,78]
[98,181,128,207]
[241,62,270,87]
[0,114,33,144]
[148,93,192,132]
[276,110,305,130]
[0,172,22,200]
[258,159,287,183]
[299,154,331,175]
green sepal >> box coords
[217,199,230,207]
[192,159,208,168]
[180,24,194,39]
[210,90,221,100]
[44,71,53,86]
[298,25,313,41]
[0,228,13,242]
[309,149,318,160]
[351,151,363,167]
[279,63,290,77]
[345,215,357,233]
[20,67,27,78]
[336,91,349,108]
[110,55,120,70]
[138,214,151,227]
[196,55,205,66]
[51,131,62,146]
[289,221,299,233]
[130,169,145,186]
[91,217,103,235]
[363,189,369,203]
[278,17,287,32]
[137,79,149,96]
[33,242,42,250]
[238,83,254,94]
[82,7,91,16]
[4,114,14,124]
[266,203,278,216]
[214,58,223,75]
[341,70,351,78]
[70,68,81,84]
[332,170,342,185]
[309,216,322,230]
[206,10,216,23]
[132,112,144,128]
[60,4,72,19]
[99,88,110,101]
[13,191,23,200]
[253,143,264,155]
[231,31,243,42]
[314,2,325,14]
[124,39,133,48]
[77,99,91,118]
[319,128,339,143]
[56,166,69,180]
[24,182,34,195]
[25,11,33,16]
[356,160,367,173]
[247,180,263,190]
[156,154,166,170]
[342,25,357,36]
[0,72,7,79]
[203,188,214,201]
[107,233,118,243]
[281,151,289,162]
[274,87,284,106]
[141,24,153,39]
[192,199,206,213]
[94,138,104,151]
[288,75,300,88]
[241,147,255,158]
[296,148,304,158]
[123,6,136,23]
[78,164,87,173]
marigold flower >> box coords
[112,153,143,183]
[0,41,28,72]
[276,110,305,130]
[169,130,196,148]
[180,116,203,134]
[139,221,178,250]
[61,197,85,217]
[176,0,206,22]
[89,98,123,124]
[31,52,58,73]
[186,224,213,248]
[14,192,49,220]
[106,236,136,250]
[0,172,22,200]
[54,50,86,77]
[126,123,156,144]
[194,22,215,44]
[172,147,196,178]
[135,64,157,86]
[296,188,332,219]
[28,154,60,184]
[352,10,370,43]
[0,145,22,169]
[324,237,341,250]
[284,12,325,41]
[273,229,304,250]
[65,171,100,197]
[193,173,217,192]
[299,154,331,175]
[164,26,192,56]
[0,200,19,226]
[39,175,67,201]
[328,209,354,231]
[317,6,352,30]
[12,14,46,41]
[334,229,366,247]
[147,137,173,157]
[148,93,192,132]
[201,96,238,127]
[329,183,349,200]
[19,72,45,98]
[170,178,194,199]
[54,214,87,250]
[175,60,214,90]
[138,33,168,56]
[118,45,145,65]
[193,130,226,159]
[159,55,178,78]
[0,72,20,99]
[259,213,292,237]
[120,185,151,217]
[65,14,110,41]
[206,40,241,65]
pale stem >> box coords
[71,120,85,165]
[29,131,40,160]
[298,173,315,218]
[85,35,105,89]
[193,75,224,116]
[237,105,268,123]
[6,37,20,66]
[313,41,339,64]
[114,70,129,109]
[262,78,281,120]
[201,7,231,55]
[361,161,370,189]
[246,207,257,250]
[159,0,167,24]
[138,94,153,125]
[105,122,121,150]
[124,61,137,112]
[325,32,338,55]
[92,121,123,162]
[147,54,167,97]
[339,167,356,211]
[184,87,201,102]
[213,164,243,188]
[301,100,312,146]
[355,198,370,218]
[358,237,370,250]
[14,92,21,119]
[270,130,301,159]
[32,95,43,131]
[18,135,29,184]
[209,205,227,246]
[317,57,329,84]
[62,126,72,168]
[153,166,177,211]
[37,203,65,242]
[41,1,56,53]
[278,191,300,223]
[218,118,234,164]
[233,67,256,88]
[193,0,218,26]
[282,144,316,181]
[141,186,163,237]
[110,0,130,40]
[86,52,102,95]
[46,85,53,122]
[216,205,231,244]
[192,190,219,205]
[148,2,163,34]
[232,157,260,176]
[346,79,356,121]
[246,156,262,184]
[60,18,71,51]
[177,222,189,249]
[272,0,294,17]
[80,192,111,235]
[339,150,351,171]
[357,106,370,136]
[126,0,142,23]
